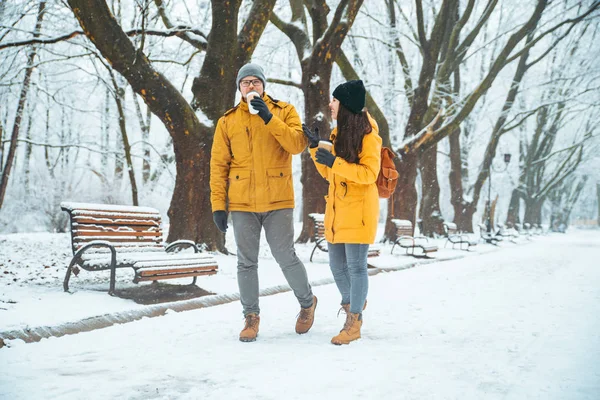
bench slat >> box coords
[137,265,218,276]
[136,270,217,281]
[73,230,162,238]
[73,223,160,231]
[74,236,162,243]
[73,216,161,226]
[81,251,209,264]
[71,210,160,219]
[135,258,218,269]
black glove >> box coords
[315,148,336,168]
[302,124,320,148]
[249,97,273,124]
[213,210,228,233]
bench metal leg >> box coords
[191,276,197,285]
[309,242,319,262]
[63,258,79,292]
[107,249,118,296]
[391,241,398,255]
[310,239,326,262]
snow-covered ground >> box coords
[0,229,599,399]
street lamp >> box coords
[486,153,512,232]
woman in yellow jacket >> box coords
[304,80,382,345]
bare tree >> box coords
[0,1,46,209]
[549,176,588,231]
[66,0,275,251]
[388,0,598,238]
[270,0,365,242]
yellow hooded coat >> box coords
[310,114,382,244]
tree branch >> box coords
[270,11,311,61]
[0,27,208,51]
[267,78,302,89]
[153,0,208,50]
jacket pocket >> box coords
[228,169,251,205]
[334,192,364,229]
[266,167,294,204]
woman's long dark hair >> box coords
[334,103,372,164]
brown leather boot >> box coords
[295,295,318,334]
[239,313,260,342]
[331,312,362,345]
[340,299,368,315]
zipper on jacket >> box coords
[246,127,252,153]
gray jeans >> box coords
[327,243,369,314]
[231,209,313,316]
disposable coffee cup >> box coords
[246,91,260,114]
[318,140,333,151]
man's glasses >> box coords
[240,79,263,87]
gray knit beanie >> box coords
[236,63,267,90]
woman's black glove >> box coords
[315,148,336,168]
[302,124,320,148]
[249,97,273,124]
[213,211,228,233]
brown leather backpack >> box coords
[377,147,399,198]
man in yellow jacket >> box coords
[210,63,317,342]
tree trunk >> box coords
[0,1,46,209]
[524,199,542,225]
[448,125,475,232]
[597,183,600,226]
[386,152,419,238]
[111,75,139,206]
[296,60,334,242]
[419,145,443,236]
[506,189,521,226]
[133,90,152,184]
[0,121,4,174]
[22,101,34,194]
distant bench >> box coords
[391,219,438,257]
[443,222,478,251]
[307,213,381,262]
[477,223,502,245]
[61,202,218,295]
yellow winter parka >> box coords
[210,92,307,213]
[310,114,382,244]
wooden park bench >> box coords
[308,213,380,262]
[496,223,519,243]
[442,222,478,251]
[390,219,438,257]
[61,202,218,295]
[477,223,502,245]
[514,223,533,240]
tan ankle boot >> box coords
[331,312,362,345]
[239,313,260,342]
[296,295,318,334]
[340,299,367,314]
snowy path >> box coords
[1,231,599,400]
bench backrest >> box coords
[61,202,164,254]
[391,219,414,237]
[308,213,325,241]
[443,222,458,236]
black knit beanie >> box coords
[332,80,366,114]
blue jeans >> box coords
[327,243,369,314]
